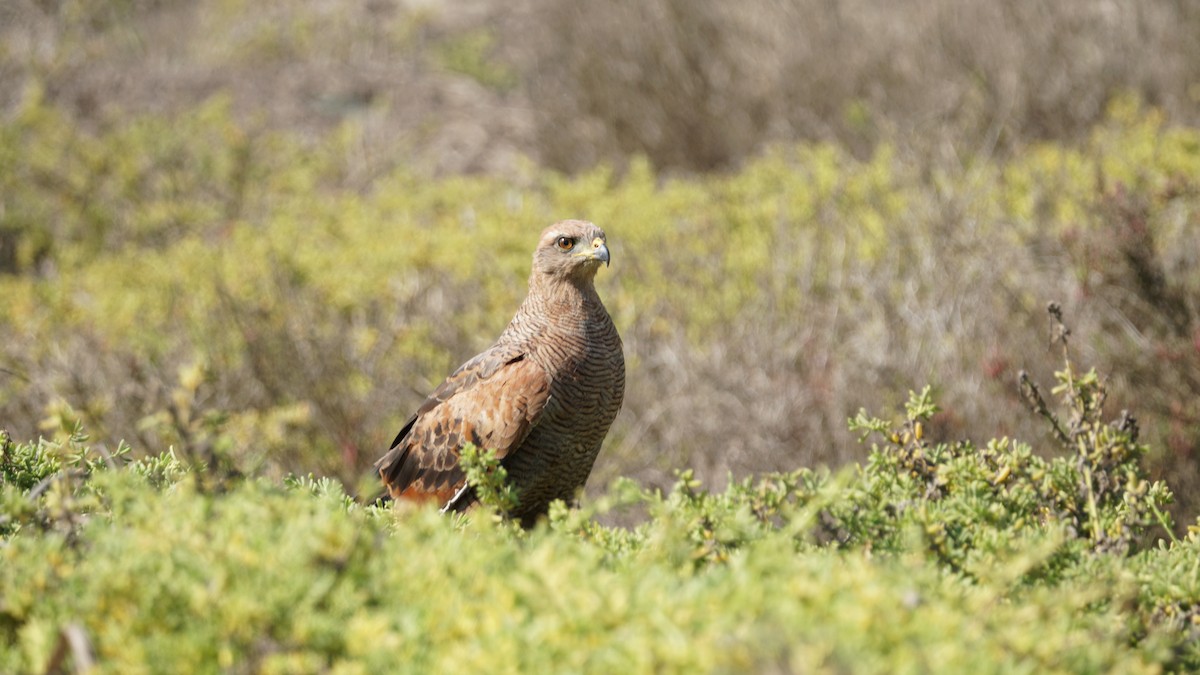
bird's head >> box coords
[533,220,611,282]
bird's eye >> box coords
[556,236,574,251]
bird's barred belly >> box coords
[505,367,622,517]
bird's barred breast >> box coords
[505,308,624,518]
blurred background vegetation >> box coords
[1,0,1198,519]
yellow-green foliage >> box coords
[1,93,1199,504]
[1,372,1197,673]
[21,94,1196,355]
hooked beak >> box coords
[575,237,610,267]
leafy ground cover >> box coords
[2,319,1198,673]
[2,93,1197,521]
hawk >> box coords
[376,220,625,526]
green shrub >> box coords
[2,336,1198,672]
[5,95,1199,520]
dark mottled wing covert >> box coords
[375,344,551,506]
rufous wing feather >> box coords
[375,348,551,506]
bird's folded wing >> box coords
[376,347,551,504]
